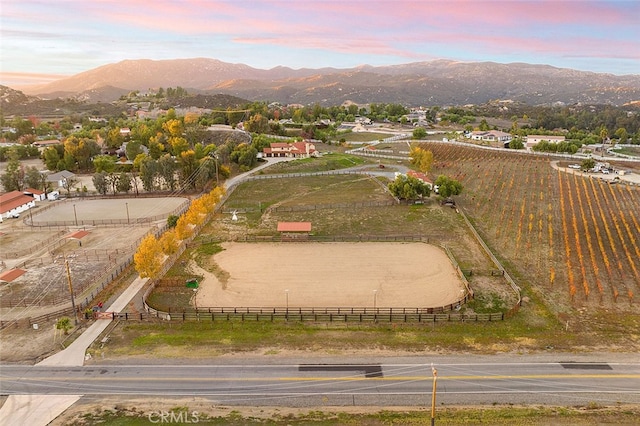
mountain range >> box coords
[12,58,640,107]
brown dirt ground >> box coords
[0,197,187,361]
[194,242,466,309]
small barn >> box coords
[66,230,90,246]
[277,222,312,241]
[24,188,46,201]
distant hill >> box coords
[14,58,640,107]
[0,84,249,117]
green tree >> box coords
[244,113,269,134]
[158,154,177,191]
[509,138,524,149]
[0,151,25,191]
[388,175,431,201]
[581,158,596,171]
[434,175,463,198]
[614,127,628,146]
[412,127,427,139]
[92,171,109,195]
[24,166,43,190]
[116,172,132,193]
[167,214,179,228]
[125,140,144,160]
[230,143,258,170]
[139,156,158,192]
[177,150,198,190]
[43,146,63,171]
[56,317,73,335]
[62,176,79,196]
[93,155,116,173]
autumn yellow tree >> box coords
[162,119,184,137]
[134,234,163,278]
[409,144,434,173]
[175,214,194,240]
[159,229,179,255]
[184,112,200,125]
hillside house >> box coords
[525,135,565,149]
[0,190,36,221]
[263,142,318,158]
[468,130,512,143]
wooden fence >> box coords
[139,307,503,323]
[0,230,67,259]
[24,196,190,228]
[0,306,78,330]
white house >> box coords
[468,130,512,143]
[23,188,46,201]
[47,170,75,188]
[526,135,566,149]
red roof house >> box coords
[0,191,36,220]
[263,142,317,158]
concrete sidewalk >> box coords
[37,275,148,367]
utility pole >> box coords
[213,154,219,187]
[65,258,78,325]
[431,364,438,426]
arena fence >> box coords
[24,196,190,228]
[106,309,505,323]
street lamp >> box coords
[192,288,198,311]
[73,204,78,226]
[285,289,289,321]
[125,202,130,224]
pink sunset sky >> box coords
[1,0,638,87]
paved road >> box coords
[2,358,639,407]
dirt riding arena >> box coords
[29,197,188,225]
[0,197,189,309]
[194,242,466,308]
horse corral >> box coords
[0,197,189,307]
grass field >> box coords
[255,152,368,174]
[338,131,395,142]
[56,401,640,425]
[612,146,640,157]
[138,147,640,352]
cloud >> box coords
[2,0,638,76]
